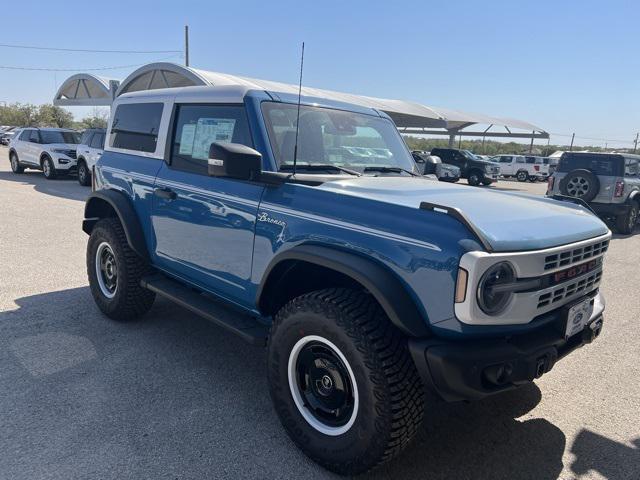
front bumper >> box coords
[409,293,604,402]
[52,154,77,170]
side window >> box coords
[29,130,40,143]
[110,102,163,153]
[500,156,512,163]
[170,104,253,175]
[19,130,31,141]
[80,131,93,145]
[515,156,525,164]
[525,157,535,164]
[90,133,104,149]
[625,159,639,177]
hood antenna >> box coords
[292,42,305,176]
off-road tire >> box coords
[516,170,528,182]
[77,159,91,186]
[616,202,639,235]
[482,178,493,186]
[267,288,424,475]
[467,170,482,186]
[87,217,155,320]
[41,156,57,179]
[9,151,24,173]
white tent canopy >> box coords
[55,62,548,139]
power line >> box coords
[0,43,182,54]
[0,55,183,72]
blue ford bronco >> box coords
[83,85,611,475]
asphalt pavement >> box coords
[0,146,638,480]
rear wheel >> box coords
[87,218,155,320]
[267,288,424,475]
[481,179,493,186]
[42,156,57,179]
[9,151,23,173]
[616,202,639,234]
[77,160,91,186]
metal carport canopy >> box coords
[55,62,548,138]
[53,74,120,106]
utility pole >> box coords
[569,133,575,151]
[184,25,190,67]
[529,131,534,153]
[634,132,639,153]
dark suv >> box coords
[430,148,500,186]
[547,152,640,234]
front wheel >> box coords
[42,156,57,179]
[467,171,482,186]
[482,179,493,186]
[267,288,424,475]
[77,160,91,186]
[516,170,528,182]
[87,217,155,320]
[9,151,24,173]
[616,202,639,234]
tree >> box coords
[79,107,109,129]
[37,104,74,128]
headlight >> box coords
[477,262,516,315]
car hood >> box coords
[318,176,609,251]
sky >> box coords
[0,0,638,148]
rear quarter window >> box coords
[558,154,624,176]
[109,102,164,153]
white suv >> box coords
[76,128,106,186]
[491,154,549,182]
[8,127,80,179]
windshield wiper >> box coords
[280,164,361,176]
[363,166,419,177]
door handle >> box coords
[154,187,177,200]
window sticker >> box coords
[191,118,237,160]
[179,123,196,155]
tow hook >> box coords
[587,318,603,343]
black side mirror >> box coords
[208,142,262,181]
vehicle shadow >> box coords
[570,430,639,480]
[0,169,88,202]
[366,384,565,480]
[1,287,565,480]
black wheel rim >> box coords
[295,341,355,429]
[79,165,86,183]
[96,242,117,297]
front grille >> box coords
[544,239,609,271]
[537,270,602,308]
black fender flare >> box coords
[629,190,640,203]
[256,244,431,337]
[82,190,150,261]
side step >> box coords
[140,274,269,346]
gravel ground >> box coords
[0,146,638,480]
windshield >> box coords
[461,150,478,160]
[40,130,80,144]
[262,102,417,174]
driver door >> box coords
[150,103,264,306]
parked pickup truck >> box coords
[492,154,549,182]
[430,147,500,186]
[83,85,611,475]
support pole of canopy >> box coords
[529,131,535,153]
